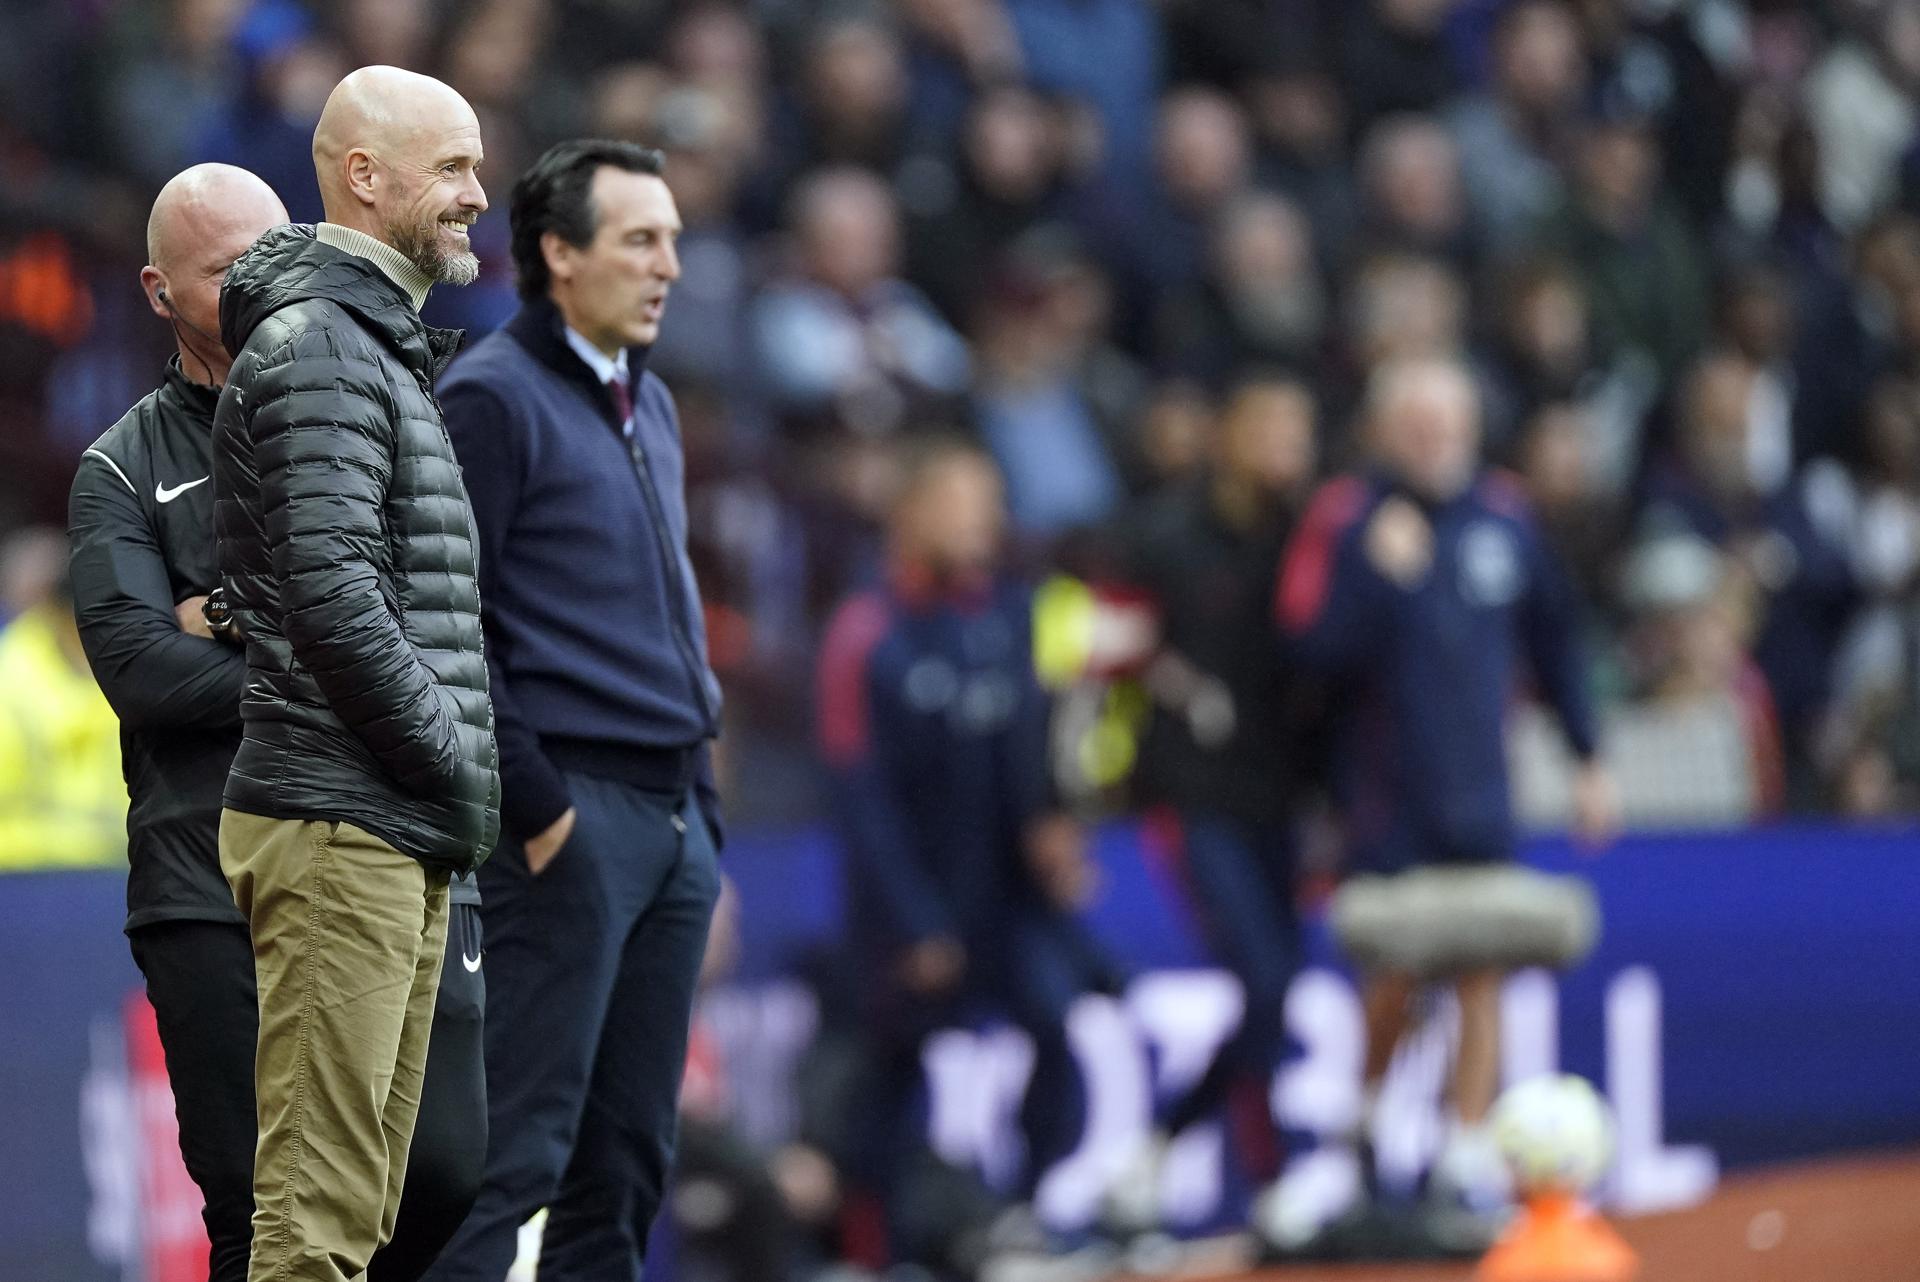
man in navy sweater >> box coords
[1277,357,1615,1213]
[424,140,723,1281]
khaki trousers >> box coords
[220,810,449,1282]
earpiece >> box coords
[158,288,171,305]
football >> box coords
[1491,1073,1616,1195]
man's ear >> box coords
[138,265,169,321]
[540,230,575,288]
[344,147,380,206]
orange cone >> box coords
[1474,1191,1640,1282]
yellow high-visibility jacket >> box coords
[0,605,128,870]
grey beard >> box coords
[391,218,481,287]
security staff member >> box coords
[67,162,485,1282]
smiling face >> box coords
[314,68,489,286]
[377,108,487,285]
[545,166,683,353]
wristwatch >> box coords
[202,587,235,639]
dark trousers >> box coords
[855,910,1109,1208]
[128,908,488,1282]
[425,774,721,1282]
[1160,812,1301,1145]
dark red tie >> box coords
[606,376,634,428]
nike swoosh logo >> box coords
[155,476,209,503]
[461,951,482,973]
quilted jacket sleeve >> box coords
[249,325,463,794]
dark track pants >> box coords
[128,907,487,1282]
[854,910,1112,1208]
[1160,812,1301,1142]
[424,775,721,1282]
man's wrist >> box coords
[202,587,236,639]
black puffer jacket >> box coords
[213,225,500,872]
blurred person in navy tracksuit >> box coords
[816,439,1110,1248]
[1277,358,1617,1212]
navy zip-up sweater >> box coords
[437,298,722,842]
[1277,469,1597,872]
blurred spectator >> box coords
[1246,66,1358,271]
[1135,378,1217,493]
[1355,114,1479,275]
[1578,0,1740,229]
[1818,375,1920,812]
[96,0,248,189]
[1618,529,1785,815]
[1341,255,1469,419]
[816,439,1112,1237]
[1338,0,1462,134]
[0,522,72,625]
[1642,353,1858,796]
[1804,2,1920,234]
[1448,0,1589,244]
[1713,262,1797,487]
[798,17,910,169]
[1537,111,1711,381]
[1084,84,1255,337]
[1477,256,1655,477]
[972,246,1136,541]
[1107,377,1319,1223]
[334,0,433,70]
[671,879,840,1282]
[1005,0,1163,193]
[906,81,1074,325]
[1517,401,1630,616]
[641,92,759,398]
[1155,191,1326,391]
[751,166,970,440]
[0,570,128,869]
[895,0,1027,147]
[190,2,343,221]
[1828,376,1920,605]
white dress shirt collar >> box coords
[563,325,629,390]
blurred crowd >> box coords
[29,1,1920,828]
[4,3,1920,827]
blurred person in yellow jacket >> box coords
[0,567,127,868]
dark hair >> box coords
[892,432,997,506]
[509,138,666,302]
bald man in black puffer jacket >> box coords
[210,69,501,1278]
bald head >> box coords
[313,66,487,285]
[1367,356,1482,500]
[141,164,287,385]
[147,163,285,273]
